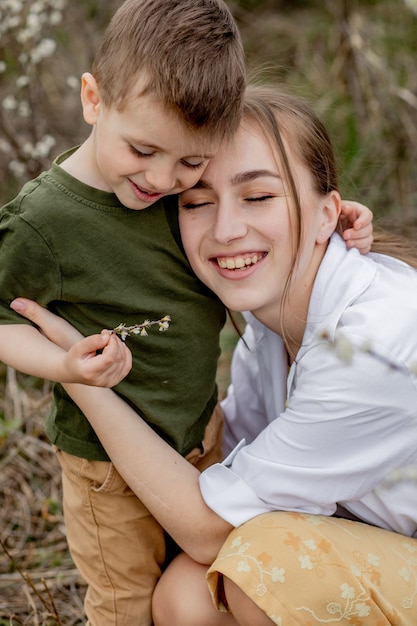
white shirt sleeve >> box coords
[201,339,417,528]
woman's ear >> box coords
[316,190,341,244]
[80,72,101,125]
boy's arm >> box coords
[0,321,131,387]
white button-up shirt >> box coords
[200,234,417,537]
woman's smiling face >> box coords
[179,119,329,332]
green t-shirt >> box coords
[0,149,226,460]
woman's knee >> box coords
[152,552,222,626]
[223,577,274,626]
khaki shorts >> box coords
[207,511,417,625]
[57,403,224,626]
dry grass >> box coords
[0,370,86,624]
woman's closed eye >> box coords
[245,194,277,203]
[180,198,213,210]
[180,192,280,210]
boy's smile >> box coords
[127,178,167,204]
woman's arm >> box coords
[10,298,233,564]
[64,382,232,563]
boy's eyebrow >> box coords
[191,169,281,190]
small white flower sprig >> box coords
[318,329,417,377]
[112,316,171,342]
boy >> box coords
[0,1,245,624]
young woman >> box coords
[12,86,417,625]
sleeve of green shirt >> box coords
[0,203,61,324]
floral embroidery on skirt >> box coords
[207,512,417,625]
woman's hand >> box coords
[10,298,132,387]
[340,200,373,254]
[11,297,83,349]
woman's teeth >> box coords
[217,254,263,270]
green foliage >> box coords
[0,412,20,440]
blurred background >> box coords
[0,0,416,623]
[1,0,416,227]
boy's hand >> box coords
[340,200,373,254]
[63,331,132,388]
[11,298,132,387]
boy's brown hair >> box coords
[92,0,246,139]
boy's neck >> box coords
[59,134,110,192]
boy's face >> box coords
[82,74,219,210]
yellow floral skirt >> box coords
[207,512,417,625]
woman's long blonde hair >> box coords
[241,85,417,354]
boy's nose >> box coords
[144,167,176,193]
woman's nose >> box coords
[213,204,247,244]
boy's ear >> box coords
[316,190,341,244]
[80,72,101,125]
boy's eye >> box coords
[129,145,153,158]
[181,160,206,171]
[128,146,205,171]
